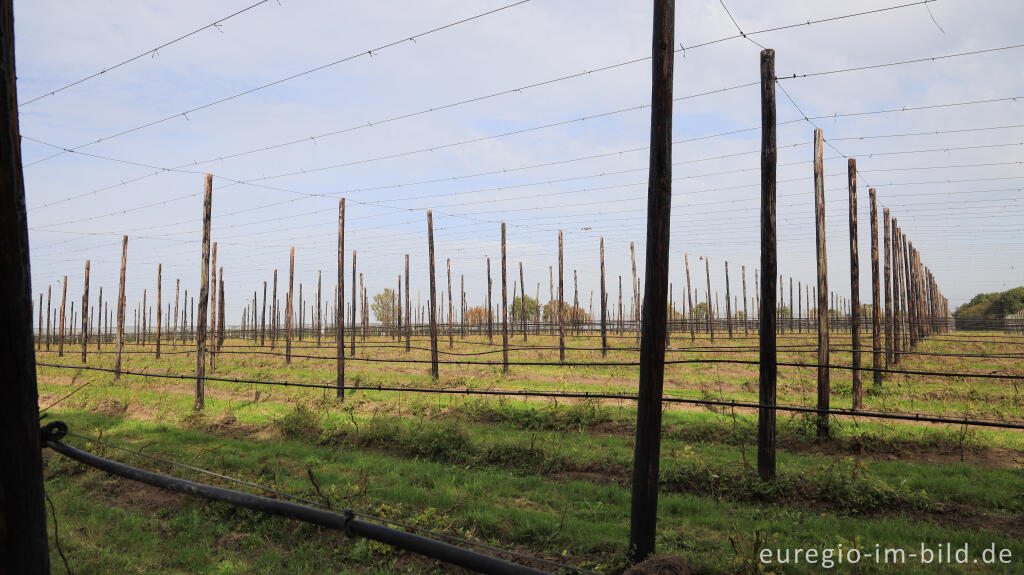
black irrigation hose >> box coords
[35,362,1024,430]
[43,435,553,575]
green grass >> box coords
[34,331,1024,573]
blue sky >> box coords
[16,0,1024,327]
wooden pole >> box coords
[155,263,162,359]
[629,0,674,560]
[115,236,127,378]
[57,275,66,357]
[405,254,411,352]
[487,257,493,343]
[685,254,694,342]
[209,242,217,368]
[519,261,527,342]
[847,159,862,409]
[704,257,713,341]
[447,258,454,349]
[742,265,748,336]
[337,198,345,400]
[630,241,638,342]
[725,261,733,339]
[870,189,882,388]
[81,260,90,362]
[0,10,52,558]
[218,274,225,349]
[558,230,565,363]
[813,129,829,438]
[427,211,439,379]
[195,175,213,409]
[502,223,509,372]
[757,48,777,481]
[271,269,278,349]
[287,247,294,363]
[351,251,357,355]
[45,285,50,350]
[600,237,607,356]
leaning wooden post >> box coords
[724,261,733,339]
[209,242,217,368]
[155,264,162,359]
[115,236,128,377]
[703,256,713,341]
[685,254,694,341]
[870,189,882,389]
[600,237,608,356]
[405,254,411,352]
[286,247,294,364]
[882,210,891,366]
[195,175,213,410]
[847,159,862,409]
[629,0,673,560]
[813,130,830,437]
[519,261,527,342]
[427,211,439,379]
[558,230,565,363]
[217,271,225,349]
[501,223,510,372]
[337,198,345,401]
[757,48,778,481]
[0,17,53,560]
[80,260,90,362]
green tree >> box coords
[371,289,398,325]
[511,295,539,323]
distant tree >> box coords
[691,301,709,323]
[954,286,1024,329]
[464,305,489,325]
[511,295,539,323]
[541,300,591,323]
[371,289,397,325]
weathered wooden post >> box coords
[405,254,411,351]
[218,271,225,348]
[351,251,357,355]
[703,257,713,341]
[286,247,294,363]
[447,258,454,348]
[195,175,213,409]
[630,0,673,560]
[618,275,623,335]
[57,275,66,357]
[155,264,162,359]
[45,285,51,350]
[847,159,862,409]
[337,198,345,400]
[725,261,733,339]
[427,211,439,379]
[115,236,128,378]
[558,230,565,362]
[502,223,510,372]
[685,254,694,341]
[742,265,748,336]
[173,279,179,346]
[271,269,278,349]
[758,48,777,481]
[813,130,829,437]
[600,237,608,356]
[870,190,882,388]
[81,260,90,362]
[486,257,493,343]
[630,241,638,344]
[209,242,217,367]
[0,14,53,560]
[519,261,527,341]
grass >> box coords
[34,330,1024,573]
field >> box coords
[35,330,1024,574]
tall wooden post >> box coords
[487,257,493,343]
[870,190,882,388]
[271,269,278,349]
[337,198,345,400]
[173,279,179,346]
[501,223,509,372]
[0,9,52,559]
[405,254,411,352]
[742,266,748,336]
[351,251,357,355]
[427,211,439,378]
[286,247,294,363]
[81,260,90,362]
[558,230,565,362]
[813,130,830,437]
[847,159,862,409]
[724,261,733,339]
[155,264,162,359]
[704,257,713,341]
[600,237,607,356]
[685,254,694,341]
[447,258,454,349]
[45,285,51,350]
[630,0,674,561]
[757,48,778,481]
[218,273,225,348]
[630,241,638,343]
[519,261,527,341]
[115,236,128,378]
[209,242,217,368]
[195,175,213,410]
[57,275,66,357]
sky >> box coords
[15,0,1024,328]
